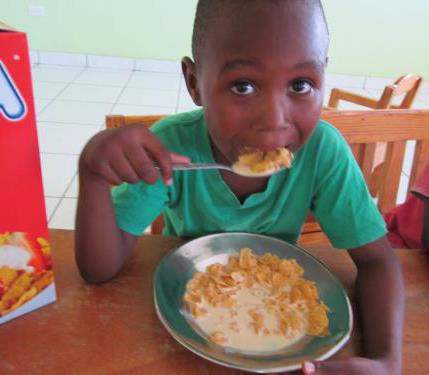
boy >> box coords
[75,1,404,374]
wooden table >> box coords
[1,230,428,374]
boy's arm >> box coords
[75,169,138,283]
[347,237,404,372]
[74,124,189,284]
[303,236,404,375]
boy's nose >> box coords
[255,97,289,132]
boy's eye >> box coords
[231,81,256,96]
[289,79,313,94]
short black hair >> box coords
[191,0,329,64]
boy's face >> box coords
[183,1,329,164]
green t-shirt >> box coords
[112,110,386,249]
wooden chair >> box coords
[327,74,423,197]
[328,74,422,110]
[106,110,429,246]
[301,109,429,245]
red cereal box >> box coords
[0,21,56,324]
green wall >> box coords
[2,0,428,78]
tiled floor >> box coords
[32,64,429,229]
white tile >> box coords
[37,122,101,155]
[33,65,84,83]
[57,84,122,103]
[33,81,68,100]
[64,175,78,198]
[38,100,112,125]
[325,74,366,89]
[410,100,429,109]
[364,76,395,90]
[40,153,78,197]
[49,198,78,230]
[402,141,416,177]
[177,90,200,112]
[30,50,39,65]
[39,51,87,67]
[418,81,429,94]
[417,93,429,105]
[44,197,61,220]
[363,88,383,99]
[396,173,410,205]
[128,71,181,91]
[110,104,174,116]
[34,98,51,115]
[87,55,135,70]
[118,87,178,107]
[74,68,132,87]
[180,76,188,92]
[135,59,181,74]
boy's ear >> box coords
[181,57,202,106]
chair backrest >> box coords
[321,109,429,214]
[106,114,166,129]
[377,74,423,109]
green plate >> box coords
[154,233,352,373]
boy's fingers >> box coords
[98,163,122,186]
[145,140,173,185]
[124,145,159,183]
[110,154,141,185]
[305,358,377,375]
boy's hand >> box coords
[300,357,394,374]
[79,124,190,186]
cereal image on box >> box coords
[0,232,54,317]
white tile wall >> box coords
[326,73,366,89]
[49,198,78,230]
[38,100,113,125]
[39,51,87,67]
[33,81,69,100]
[33,65,84,83]
[44,197,61,220]
[34,98,52,115]
[57,84,123,103]
[110,104,175,116]
[127,71,181,91]
[74,68,132,86]
[118,87,178,107]
[37,122,102,154]
[135,58,181,74]
[87,55,135,70]
[40,154,79,197]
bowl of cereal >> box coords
[153,233,352,373]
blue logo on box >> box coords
[0,61,27,122]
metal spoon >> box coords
[168,162,285,178]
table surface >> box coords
[1,230,428,374]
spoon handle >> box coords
[171,163,232,172]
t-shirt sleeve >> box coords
[311,124,387,249]
[111,179,169,236]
